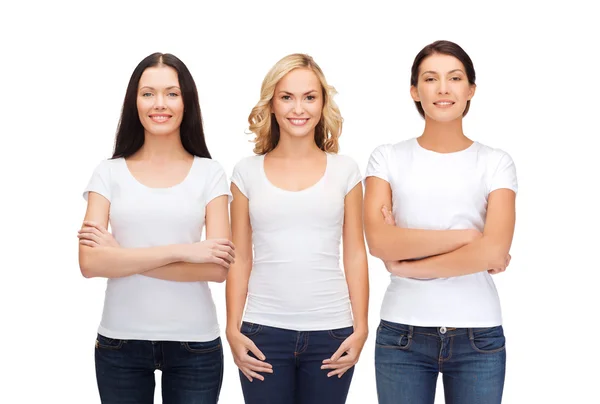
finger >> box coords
[213,238,235,249]
[328,365,354,378]
[328,344,348,363]
[243,369,265,382]
[78,232,101,244]
[79,239,99,247]
[216,245,235,258]
[324,355,355,367]
[82,221,104,231]
[211,257,230,269]
[240,369,253,383]
[215,249,235,264]
[79,227,104,238]
[245,362,274,373]
[243,356,273,369]
[247,342,267,362]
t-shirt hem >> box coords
[242,315,354,331]
[97,325,221,342]
[379,314,502,328]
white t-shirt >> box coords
[231,153,363,331]
[82,156,232,341]
[365,138,518,327]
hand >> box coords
[181,239,235,268]
[78,221,120,248]
[226,329,272,382]
[321,330,367,378]
[488,253,511,275]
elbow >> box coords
[212,268,229,283]
[78,250,100,279]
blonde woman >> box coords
[226,54,369,404]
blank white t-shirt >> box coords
[231,153,363,331]
[365,138,518,327]
[83,156,232,341]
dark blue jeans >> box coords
[239,322,355,404]
[95,333,223,404]
[375,320,506,404]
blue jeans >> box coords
[239,322,355,404]
[375,320,506,404]
[95,333,223,404]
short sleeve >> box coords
[365,144,391,183]
[205,161,233,204]
[489,151,518,194]
[344,156,364,194]
[230,159,249,199]
[83,160,112,202]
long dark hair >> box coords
[112,53,211,159]
[410,40,476,118]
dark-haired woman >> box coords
[78,53,234,404]
[365,41,517,404]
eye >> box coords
[424,77,435,82]
[167,92,180,97]
[450,77,462,81]
[306,95,316,101]
[141,92,153,97]
[281,95,291,100]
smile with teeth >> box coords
[149,115,171,123]
[288,118,309,126]
[434,101,455,107]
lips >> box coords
[149,114,172,123]
[433,100,455,108]
[288,118,309,126]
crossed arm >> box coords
[78,192,234,282]
[364,177,515,278]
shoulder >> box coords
[328,153,360,170]
[370,138,414,160]
[232,155,263,173]
[475,142,515,167]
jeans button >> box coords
[440,326,447,334]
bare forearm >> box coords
[367,223,477,261]
[79,244,183,279]
[392,236,505,279]
[344,256,369,334]
[226,263,251,333]
[143,262,227,283]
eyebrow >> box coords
[279,90,319,95]
[421,69,465,76]
[139,86,181,90]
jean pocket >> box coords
[376,322,412,350]
[328,326,354,341]
[95,334,124,350]
[469,326,506,354]
[240,322,263,337]
[182,337,222,354]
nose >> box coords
[293,99,304,115]
[154,94,167,110]
[438,80,449,95]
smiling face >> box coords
[410,53,476,122]
[271,68,324,141]
[136,66,184,137]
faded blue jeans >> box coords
[375,320,506,404]
[95,333,223,403]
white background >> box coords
[2,0,598,402]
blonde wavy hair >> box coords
[248,53,343,155]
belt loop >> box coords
[468,328,474,341]
[408,325,414,339]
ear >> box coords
[468,84,476,100]
[410,85,420,102]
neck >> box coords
[134,130,190,161]
[419,116,472,153]
[270,130,322,158]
